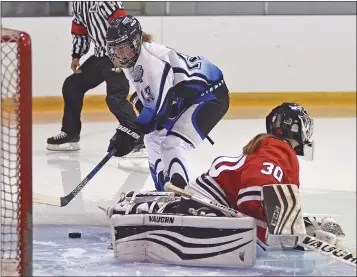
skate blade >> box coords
[117,158,149,173]
[46,142,80,151]
[122,151,147,159]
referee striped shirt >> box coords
[71,1,127,58]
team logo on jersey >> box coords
[133,65,144,83]
[141,85,155,104]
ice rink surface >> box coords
[32,117,356,276]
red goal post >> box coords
[1,27,32,276]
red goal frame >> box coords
[1,28,32,277]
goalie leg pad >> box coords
[262,184,307,249]
[262,184,306,237]
[111,214,257,268]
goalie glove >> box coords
[107,121,143,157]
[304,216,345,246]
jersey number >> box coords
[261,162,283,183]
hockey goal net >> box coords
[1,28,32,276]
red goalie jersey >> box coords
[192,134,300,244]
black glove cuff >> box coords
[130,92,144,113]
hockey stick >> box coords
[164,182,356,268]
[33,148,116,207]
[298,235,356,267]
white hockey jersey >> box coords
[122,42,225,132]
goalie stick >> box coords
[33,148,116,207]
[164,182,356,268]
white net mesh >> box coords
[1,27,32,277]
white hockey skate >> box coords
[117,143,149,172]
[122,143,147,159]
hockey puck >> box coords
[68,232,81,239]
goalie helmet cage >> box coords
[1,28,32,276]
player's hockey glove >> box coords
[108,121,143,157]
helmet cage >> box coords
[106,15,143,68]
[107,32,142,68]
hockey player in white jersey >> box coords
[106,15,230,191]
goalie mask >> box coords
[106,15,143,69]
[266,102,315,161]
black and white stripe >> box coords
[261,184,304,236]
[72,1,124,57]
[72,33,90,58]
[237,186,262,207]
[115,225,253,260]
[193,174,231,208]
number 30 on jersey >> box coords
[261,162,283,182]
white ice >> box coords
[31,117,356,276]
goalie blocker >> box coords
[111,214,257,268]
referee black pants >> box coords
[61,55,137,137]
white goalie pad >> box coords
[262,184,306,248]
[111,214,257,268]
